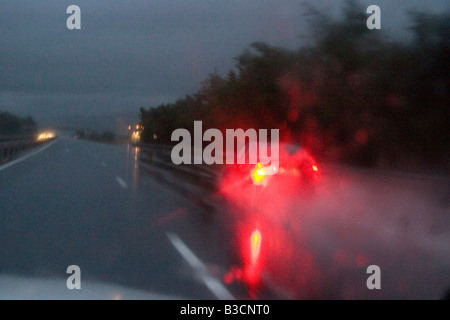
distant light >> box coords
[131,130,141,143]
[128,126,131,130]
[36,131,55,141]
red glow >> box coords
[219,143,322,297]
[232,214,320,297]
[251,230,262,264]
[237,223,265,289]
[244,228,263,287]
[219,143,321,217]
[356,129,369,144]
[223,272,234,285]
[356,254,369,267]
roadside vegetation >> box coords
[139,0,449,171]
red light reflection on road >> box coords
[219,144,322,298]
[243,228,263,288]
[223,212,320,298]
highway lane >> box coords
[0,136,449,299]
[0,136,237,299]
[125,142,450,299]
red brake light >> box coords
[251,163,266,185]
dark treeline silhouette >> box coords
[0,111,37,141]
[140,0,449,170]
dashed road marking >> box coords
[115,176,128,189]
[166,232,235,300]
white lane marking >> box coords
[115,176,128,189]
[166,232,235,300]
[0,140,58,172]
[101,162,107,167]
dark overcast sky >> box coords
[0,0,448,122]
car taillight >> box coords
[251,162,266,185]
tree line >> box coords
[0,111,37,141]
[139,0,449,170]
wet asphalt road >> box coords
[0,136,449,299]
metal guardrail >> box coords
[136,142,225,212]
[0,139,46,164]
